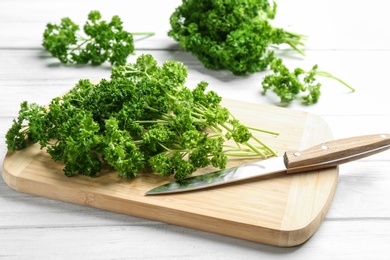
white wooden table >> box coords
[1,0,390,259]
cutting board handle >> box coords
[284,134,390,174]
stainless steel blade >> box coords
[145,133,390,195]
[145,156,287,195]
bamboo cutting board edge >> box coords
[1,99,339,247]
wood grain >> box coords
[284,134,390,173]
[2,0,390,258]
[2,99,338,247]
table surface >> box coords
[1,0,390,259]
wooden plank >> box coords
[2,99,338,247]
[1,220,389,259]
[2,49,390,118]
[1,0,390,51]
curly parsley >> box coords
[168,0,307,75]
[42,10,154,66]
[261,58,355,105]
[6,54,278,181]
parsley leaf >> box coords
[42,10,154,66]
[6,54,278,181]
[261,58,355,105]
[168,0,307,75]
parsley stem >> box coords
[250,135,278,156]
[71,38,90,52]
[246,126,279,136]
[243,142,266,158]
[223,151,265,157]
[316,71,355,92]
[130,32,155,36]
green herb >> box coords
[42,10,154,66]
[168,0,307,75]
[261,58,355,105]
[6,54,277,181]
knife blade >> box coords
[145,134,390,195]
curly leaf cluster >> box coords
[262,58,355,105]
[6,54,277,181]
[168,0,306,75]
[42,10,143,66]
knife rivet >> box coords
[321,145,329,150]
[293,152,301,157]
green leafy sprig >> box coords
[168,0,307,75]
[6,54,278,181]
[261,58,355,105]
[42,10,154,66]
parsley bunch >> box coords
[6,54,277,181]
[168,0,307,75]
[42,10,154,66]
[261,58,355,105]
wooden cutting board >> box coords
[2,99,338,247]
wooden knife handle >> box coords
[284,134,390,174]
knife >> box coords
[145,134,390,195]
